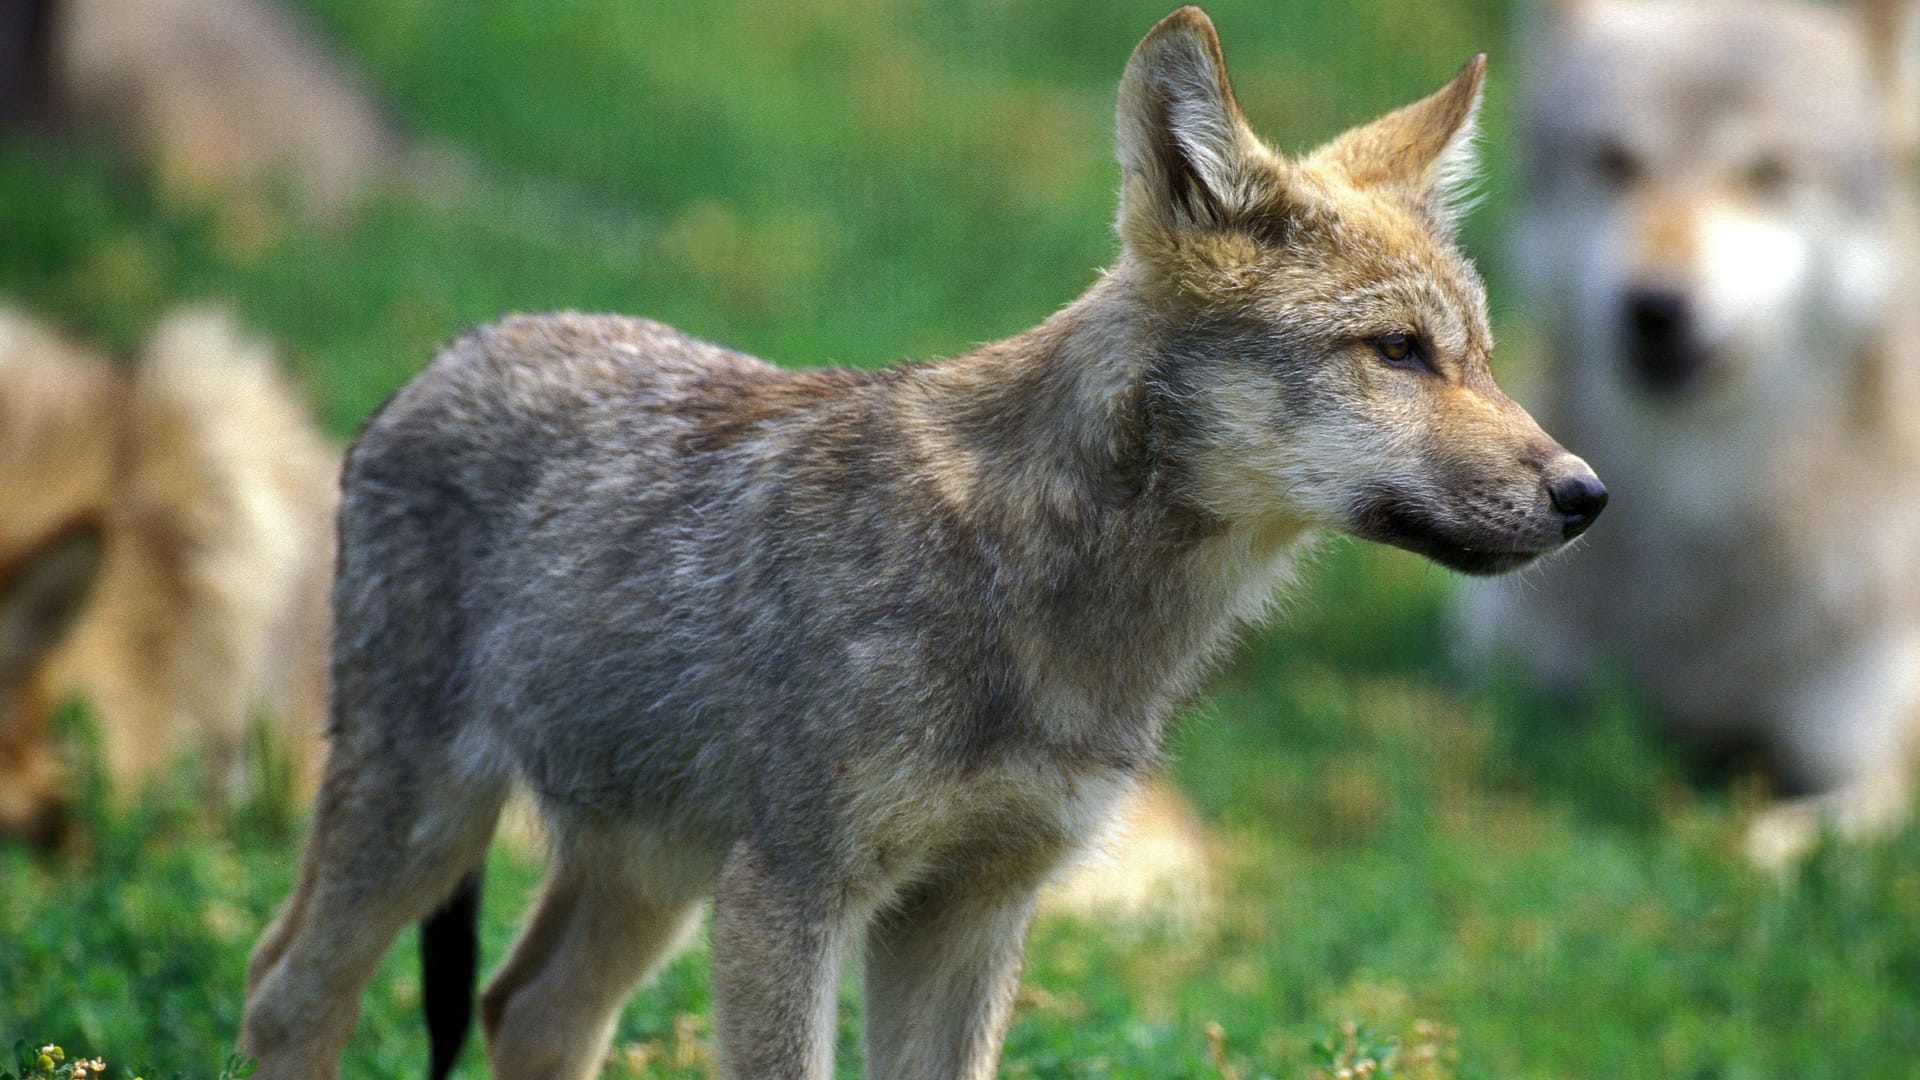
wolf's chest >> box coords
[835,751,1140,889]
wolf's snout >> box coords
[1547,471,1608,540]
[1622,287,1706,395]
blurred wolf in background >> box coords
[2,0,416,225]
[1459,0,1920,864]
[0,307,336,848]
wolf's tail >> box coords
[421,868,484,1080]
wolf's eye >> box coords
[1372,334,1430,372]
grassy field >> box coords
[4,1,1919,1077]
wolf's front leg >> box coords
[862,879,1039,1080]
[709,839,854,1079]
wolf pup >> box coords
[240,9,1603,1078]
[1458,0,1920,866]
[0,307,335,847]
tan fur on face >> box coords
[1627,185,1703,285]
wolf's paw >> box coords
[1743,771,1913,871]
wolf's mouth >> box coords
[1346,496,1548,577]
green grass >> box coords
[4,1,1919,1076]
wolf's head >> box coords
[1115,8,1603,575]
[1519,0,1917,412]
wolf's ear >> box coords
[1309,55,1487,234]
[1860,0,1920,153]
[0,519,105,676]
[1115,7,1264,246]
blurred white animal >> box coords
[1459,0,1920,865]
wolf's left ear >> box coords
[1860,0,1920,154]
[1309,55,1487,234]
[1115,7,1264,247]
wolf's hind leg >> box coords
[240,749,505,1080]
[481,845,706,1080]
[862,876,1040,1080]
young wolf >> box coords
[0,307,335,847]
[1458,0,1920,865]
[240,9,1604,1078]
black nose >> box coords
[1623,287,1705,395]
[1548,473,1608,539]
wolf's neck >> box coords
[910,267,1316,703]
[918,269,1166,513]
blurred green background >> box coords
[4,1,1918,1077]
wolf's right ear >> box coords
[0,519,106,677]
[1115,7,1264,249]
